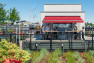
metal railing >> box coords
[0,32,94,52]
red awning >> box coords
[43,16,84,24]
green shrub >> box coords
[31,49,48,63]
[47,49,62,63]
[74,52,84,63]
[64,51,75,63]
[31,51,40,63]
[0,39,30,63]
[83,52,94,63]
[0,30,2,33]
[88,50,94,56]
[25,48,31,54]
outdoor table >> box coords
[65,31,81,40]
[45,31,59,39]
[0,37,7,42]
[46,31,59,33]
[45,31,81,40]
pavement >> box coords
[85,36,94,40]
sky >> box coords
[0,0,94,23]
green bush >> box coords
[88,50,94,56]
[0,30,2,33]
[31,49,48,63]
[74,52,84,63]
[83,52,94,63]
[0,39,30,63]
[31,51,40,63]
[64,51,75,63]
[47,49,62,63]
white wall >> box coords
[41,4,85,31]
[44,4,81,12]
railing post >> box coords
[68,33,71,50]
[92,34,93,49]
[85,41,87,52]
[92,27,93,35]
[35,43,38,51]
[50,33,52,52]
[0,35,1,42]
[23,34,24,40]
[61,44,64,52]
[3,31,5,36]
[30,34,32,50]
[71,34,72,50]
[10,33,12,42]
[79,32,81,40]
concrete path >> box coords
[85,36,94,40]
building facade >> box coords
[41,4,85,31]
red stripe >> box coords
[43,16,84,23]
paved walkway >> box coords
[85,36,94,40]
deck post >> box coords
[50,33,52,52]
[68,33,71,49]
[71,34,72,50]
[35,43,38,51]
[88,41,90,50]
[30,34,32,50]
[10,33,12,42]
[92,34,93,49]
[61,44,64,52]
[23,34,24,39]
[85,41,87,52]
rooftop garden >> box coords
[1,39,94,63]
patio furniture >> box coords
[45,31,59,40]
[65,31,81,40]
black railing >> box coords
[0,33,94,51]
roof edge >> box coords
[44,4,81,5]
[41,11,85,13]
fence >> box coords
[0,33,94,52]
[85,27,94,34]
[0,25,94,52]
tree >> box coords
[85,22,94,27]
[8,7,20,25]
[0,3,7,25]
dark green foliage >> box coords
[0,3,7,25]
[8,7,20,25]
